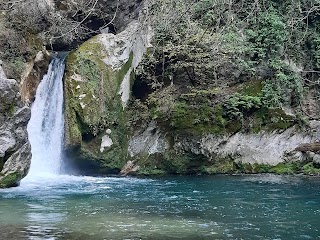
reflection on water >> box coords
[0,174,320,239]
[25,204,66,239]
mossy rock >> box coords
[203,160,236,174]
[239,80,263,97]
[302,163,320,175]
[0,172,20,188]
[122,149,320,176]
[252,108,296,133]
[64,35,135,173]
[203,160,320,176]
[129,151,210,175]
[224,79,296,133]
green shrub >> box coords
[225,94,262,120]
[247,10,288,60]
[262,61,303,108]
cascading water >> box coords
[24,55,66,178]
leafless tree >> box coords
[0,0,120,46]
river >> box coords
[0,174,319,239]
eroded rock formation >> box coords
[0,66,31,188]
[20,50,51,104]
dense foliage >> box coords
[133,0,320,133]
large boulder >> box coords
[63,20,152,174]
[0,68,32,188]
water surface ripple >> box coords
[0,174,319,239]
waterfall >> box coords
[25,55,66,178]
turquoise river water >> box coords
[0,174,319,240]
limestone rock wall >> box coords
[0,13,49,187]
[124,122,320,175]
[0,66,31,188]
[175,127,317,166]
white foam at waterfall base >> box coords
[23,56,66,181]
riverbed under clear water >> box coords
[0,174,319,240]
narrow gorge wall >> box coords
[61,2,320,176]
[0,4,51,187]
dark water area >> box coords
[0,174,319,239]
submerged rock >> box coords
[0,67,31,188]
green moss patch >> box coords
[125,148,320,176]
[0,172,20,188]
[142,76,295,138]
[252,108,296,133]
[239,80,263,97]
[203,160,236,174]
[132,151,209,175]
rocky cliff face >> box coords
[0,7,50,187]
[1,0,319,180]
[61,1,320,176]
[0,66,31,188]
[126,123,320,175]
[118,0,320,176]
[20,50,51,104]
[63,20,152,174]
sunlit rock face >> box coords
[174,127,318,166]
[124,122,320,175]
[20,50,51,105]
[0,65,31,188]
